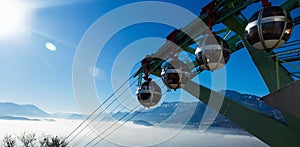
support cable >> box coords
[75,82,167,146]
[85,104,140,147]
[72,97,136,146]
[65,74,136,140]
[68,79,138,143]
[68,56,166,143]
[91,108,143,147]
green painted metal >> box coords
[181,46,195,54]
[276,58,280,90]
[277,58,300,71]
[281,0,300,13]
[134,0,262,79]
[282,112,300,131]
[221,9,295,92]
[226,34,243,52]
[222,14,246,35]
[219,0,300,90]
[183,81,300,147]
[243,39,295,92]
[203,1,300,145]
[134,0,300,80]
[134,0,300,146]
[214,27,230,34]
[215,0,260,24]
[223,30,232,39]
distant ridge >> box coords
[113,90,284,128]
[0,102,50,117]
[0,115,39,121]
[66,113,85,120]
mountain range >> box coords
[0,102,88,120]
[113,90,284,128]
[0,90,284,129]
[0,102,50,118]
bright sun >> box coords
[0,0,30,38]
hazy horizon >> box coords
[0,119,268,147]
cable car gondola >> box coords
[161,59,191,90]
[195,35,231,71]
[245,6,293,51]
[136,81,162,108]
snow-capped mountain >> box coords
[113,90,284,128]
[0,102,50,118]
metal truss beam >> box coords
[183,81,299,147]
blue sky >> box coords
[0,0,299,113]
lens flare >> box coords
[45,42,57,52]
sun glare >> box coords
[0,0,30,38]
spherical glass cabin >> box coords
[195,35,231,71]
[245,6,293,51]
[136,81,162,108]
[161,59,191,90]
